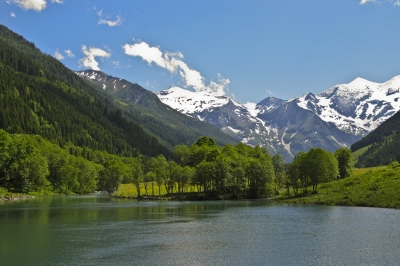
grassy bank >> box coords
[113,183,200,198]
[274,164,400,209]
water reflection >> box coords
[1,196,399,265]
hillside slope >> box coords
[351,109,400,167]
[0,25,171,157]
[75,70,238,148]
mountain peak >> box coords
[347,77,377,88]
[157,86,230,114]
[304,92,317,101]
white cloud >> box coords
[54,50,64,60]
[123,41,230,95]
[79,45,110,71]
[360,0,381,4]
[209,74,231,96]
[390,0,400,6]
[123,42,172,70]
[9,0,63,11]
[360,0,400,6]
[11,12,16,17]
[65,49,75,58]
[97,10,122,27]
[10,0,46,11]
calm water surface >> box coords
[1,194,399,265]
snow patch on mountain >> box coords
[157,75,400,160]
[157,87,230,115]
[292,76,400,135]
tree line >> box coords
[0,130,352,199]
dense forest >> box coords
[0,25,172,158]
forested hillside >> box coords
[351,110,400,167]
[0,25,171,158]
[76,70,238,149]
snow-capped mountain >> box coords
[157,76,400,160]
[305,76,400,135]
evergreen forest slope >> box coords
[0,25,171,157]
[351,109,400,167]
[75,70,238,149]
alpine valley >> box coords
[76,67,400,160]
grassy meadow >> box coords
[114,164,400,209]
[113,183,199,198]
[275,164,400,209]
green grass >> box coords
[274,164,400,209]
[113,182,199,197]
[351,145,369,167]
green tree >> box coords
[272,154,286,194]
[98,160,129,194]
[334,148,352,178]
[173,145,190,166]
[194,161,216,196]
[287,152,307,196]
[129,157,144,198]
[306,148,339,192]
[244,147,274,199]
[154,155,168,196]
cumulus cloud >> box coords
[123,41,230,95]
[97,10,122,27]
[79,45,110,71]
[9,0,46,11]
[11,12,16,17]
[65,49,75,58]
[54,50,64,60]
[9,0,62,11]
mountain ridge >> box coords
[157,75,400,160]
[75,70,239,149]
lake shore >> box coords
[1,194,36,201]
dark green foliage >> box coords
[0,130,102,194]
[0,25,171,158]
[287,149,338,195]
[351,110,400,152]
[335,148,352,178]
[0,130,49,193]
[351,108,400,167]
[98,160,129,194]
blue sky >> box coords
[1,0,400,103]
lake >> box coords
[1,194,399,265]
